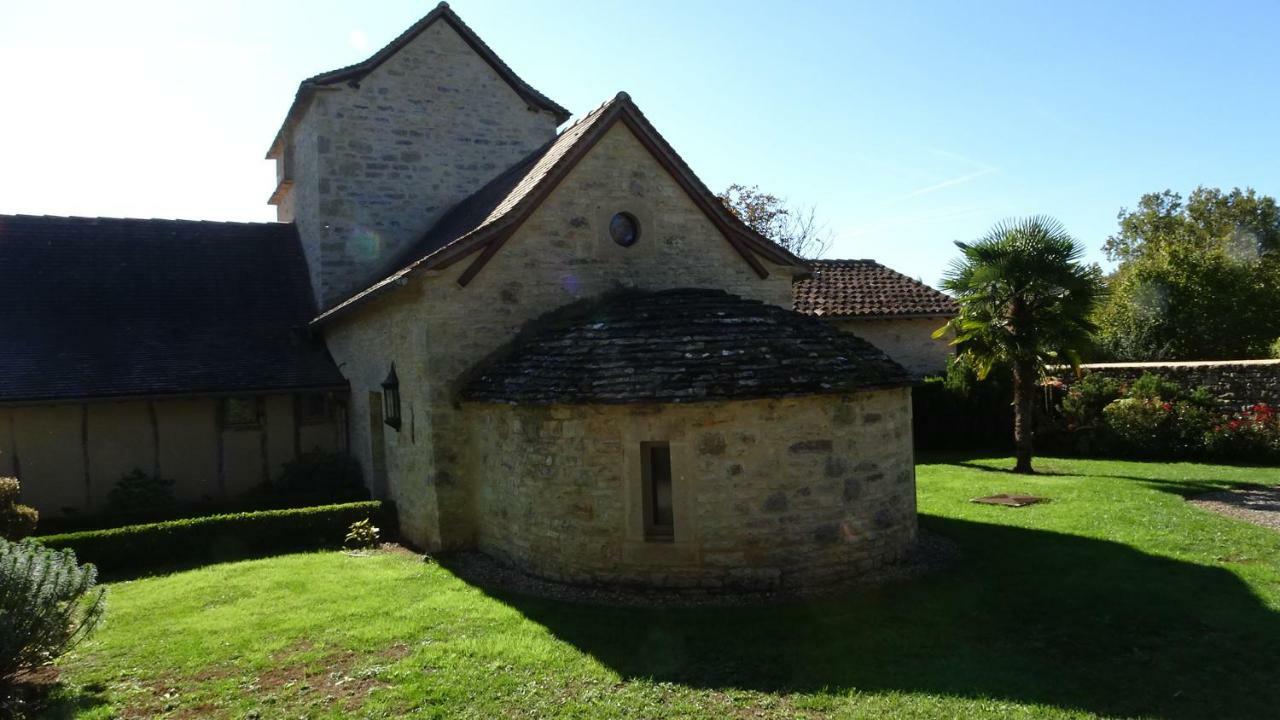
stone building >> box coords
[1,4,954,588]
[0,217,347,515]
[794,260,959,378]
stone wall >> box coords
[0,392,345,517]
[464,390,916,590]
[276,19,562,307]
[322,121,802,550]
[833,317,952,378]
[1062,360,1280,411]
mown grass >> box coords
[47,456,1280,719]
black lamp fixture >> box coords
[381,363,401,430]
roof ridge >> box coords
[269,3,570,156]
[314,91,812,325]
[0,214,289,227]
[812,258,879,264]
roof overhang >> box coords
[0,381,351,409]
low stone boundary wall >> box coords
[1059,359,1280,411]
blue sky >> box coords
[2,1,1277,285]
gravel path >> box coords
[1190,485,1280,531]
[431,531,959,608]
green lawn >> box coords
[47,457,1280,719]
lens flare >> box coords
[350,227,383,262]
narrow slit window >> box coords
[642,442,673,541]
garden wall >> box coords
[1060,360,1280,411]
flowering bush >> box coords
[1204,403,1280,461]
[1100,396,1216,458]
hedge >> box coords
[37,501,393,578]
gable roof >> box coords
[0,215,346,404]
[793,259,959,319]
[267,2,569,158]
[314,92,811,325]
[463,289,910,405]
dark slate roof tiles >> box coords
[0,215,346,403]
[463,289,910,405]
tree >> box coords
[1095,187,1280,360]
[937,216,1104,473]
[718,184,833,258]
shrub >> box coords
[1098,374,1219,459]
[1204,404,1280,461]
[1127,373,1182,402]
[0,479,38,542]
[0,539,105,682]
[105,469,176,521]
[37,501,392,578]
[913,356,1014,453]
[268,452,366,503]
[345,518,380,550]
[1059,373,1124,431]
[1271,337,1280,359]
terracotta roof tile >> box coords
[793,260,958,319]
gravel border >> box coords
[1190,485,1280,532]
[427,531,959,608]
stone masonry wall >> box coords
[834,317,952,378]
[322,121,801,550]
[1060,360,1280,411]
[278,20,562,307]
[465,390,917,590]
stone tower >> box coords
[266,3,569,308]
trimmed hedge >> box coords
[37,501,393,578]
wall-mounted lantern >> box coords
[381,363,401,430]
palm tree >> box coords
[936,216,1104,474]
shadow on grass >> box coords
[483,516,1280,720]
[941,458,1275,499]
[8,680,110,720]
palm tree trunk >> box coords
[1012,361,1036,474]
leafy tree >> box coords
[1095,187,1280,360]
[937,217,1104,473]
[718,184,833,258]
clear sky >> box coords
[2,1,1277,285]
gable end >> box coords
[313,93,810,326]
[267,2,569,160]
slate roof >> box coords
[462,289,911,405]
[793,260,958,319]
[317,93,809,324]
[268,2,569,158]
[0,215,346,404]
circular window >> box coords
[609,212,640,247]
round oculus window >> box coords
[609,212,640,247]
